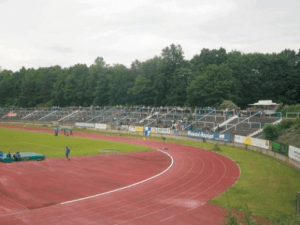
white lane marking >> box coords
[160,215,175,222]
[60,149,174,205]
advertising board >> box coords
[95,123,107,130]
[75,122,95,128]
[289,145,300,162]
[187,130,231,142]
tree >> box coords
[269,51,300,104]
[90,57,110,106]
[64,64,89,106]
[106,64,133,105]
[166,67,192,106]
[187,64,238,107]
[0,70,13,106]
[128,76,153,105]
[139,57,162,106]
[18,68,41,107]
[190,47,228,74]
[227,51,260,107]
[51,69,67,106]
[155,44,186,105]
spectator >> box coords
[13,152,21,161]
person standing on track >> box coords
[54,127,58,136]
[65,146,71,160]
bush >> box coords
[222,211,239,225]
[277,119,294,130]
[263,124,279,141]
[263,119,296,141]
[294,118,300,128]
[222,210,257,225]
[275,214,300,225]
[278,104,300,117]
[219,100,237,110]
[213,144,221,151]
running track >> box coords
[0,125,240,224]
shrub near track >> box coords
[1,123,300,221]
[0,128,151,158]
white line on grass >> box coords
[60,149,174,205]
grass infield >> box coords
[1,123,300,221]
[0,128,151,158]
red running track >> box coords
[0,125,240,225]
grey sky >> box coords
[0,0,299,72]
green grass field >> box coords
[210,146,300,219]
[1,124,300,222]
[0,128,151,157]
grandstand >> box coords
[0,105,282,138]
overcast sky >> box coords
[0,0,299,72]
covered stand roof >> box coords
[249,100,279,106]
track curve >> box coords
[0,126,239,224]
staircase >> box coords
[212,115,238,131]
[21,110,38,119]
[58,110,80,122]
[249,118,283,137]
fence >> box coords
[286,112,300,118]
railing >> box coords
[86,107,115,122]
[103,109,127,123]
[286,112,300,118]
[201,115,226,122]
[248,118,282,137]
[58,110,80,122]
[221,111,262,133]
[212,115,238,131]
[144,109,175,127]
[22,110,39,119]
[39,110,58,120]
[114,108,142,124]
[223,122,261,131]
[196,121,215,128]
[182,111,214,130]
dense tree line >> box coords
[0,44,299,108]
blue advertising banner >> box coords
[187,130,231,142]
